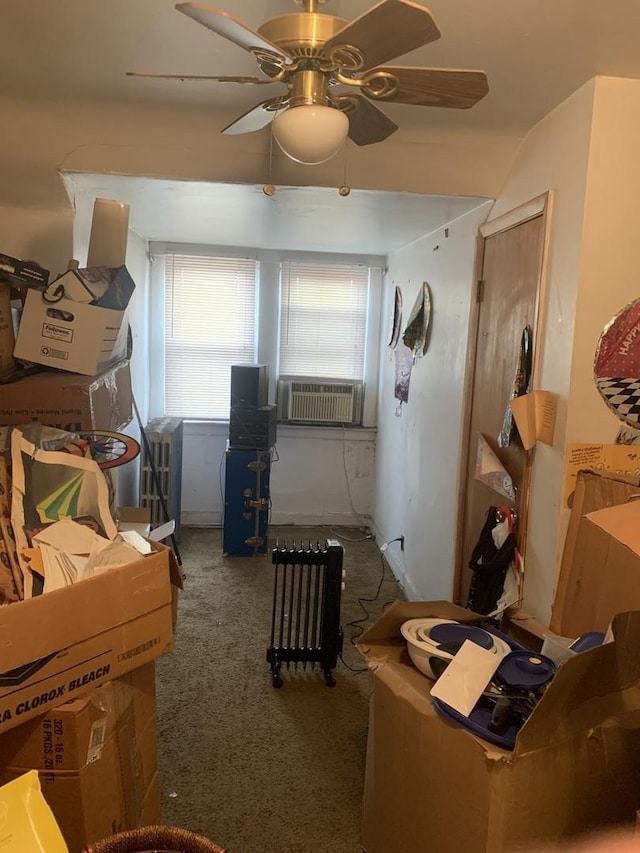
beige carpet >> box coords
[155,526,403,853]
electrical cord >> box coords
[346,550,388,644]
[339,538,404,673]
[339,652,368,673]
[339,551,388,674]
[330,527,373,542]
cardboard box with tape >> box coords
[0,542,181,736]
[0,359,132,432]
[13,266,135,376]
[359,596,640,853]
[0,662,159,853]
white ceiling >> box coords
[9,0,640,253]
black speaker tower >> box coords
[230,363,268,409]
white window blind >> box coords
[164,254,258,418]
[279,261,369,380]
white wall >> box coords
[70,200,151,507]
[180,422,376,527]
[486,80,596,623]
[373,202,493,600]
[567,77,640,446]
[485,76,640,625]
[0,97,521,229]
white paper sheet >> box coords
[430,640,501,717]
[33,517,111,555]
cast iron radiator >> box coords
[267,539,344,687]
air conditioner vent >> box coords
[277,377,364,426]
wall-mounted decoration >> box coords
[388,286,403,351]
[394,343,413,406]
[509,390,558,451]
[498,325,533,448]
[474,434,516,501]
[402,281,432,359]
[594,297,640,429]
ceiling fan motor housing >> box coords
[257,13,349,61]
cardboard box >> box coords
[13,266,134,375]
[0,359,132,431]
[358,600,640,853]
[0,542,181,735]
[118,507,152,538]
[0,663,159,853]
[0,283,15,378]
[0,662,156,772]
[551,469,640,637]
[141,772,161,826]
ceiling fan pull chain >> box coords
[339,142,350,197]
[263,126,277,196]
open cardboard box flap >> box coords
[552,469,640,636]
[0,541,181,673]
[358,600,477,660]
[359,602,640,759]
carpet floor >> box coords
[155,526,403,853]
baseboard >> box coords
[181,511,371,529]
[368,520,413,599]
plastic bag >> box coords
[0,770,69,851]
[10,428,117,598]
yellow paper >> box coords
[509,390,558,451]
[563,443,640,507]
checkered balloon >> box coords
[595,298,640,428]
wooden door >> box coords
[454,201,547,606]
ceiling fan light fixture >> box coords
[272,104,349,165]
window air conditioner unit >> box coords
[277,377,364,426]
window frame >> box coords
[278,259,371,383]
[148,243,384,427]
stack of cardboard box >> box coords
[0,255,176,850]
[0,663,160,853]
[1,255,135,431]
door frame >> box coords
[452,191,553,605]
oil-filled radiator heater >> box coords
[267,539,344,688]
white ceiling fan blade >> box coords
[222,97,286,135]
[126,72,276,84]
[176,3,293,64]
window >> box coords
[151,247,380,424]
[279,261,369,380]
[163,254,258,419]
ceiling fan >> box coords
[128,0,489,165]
